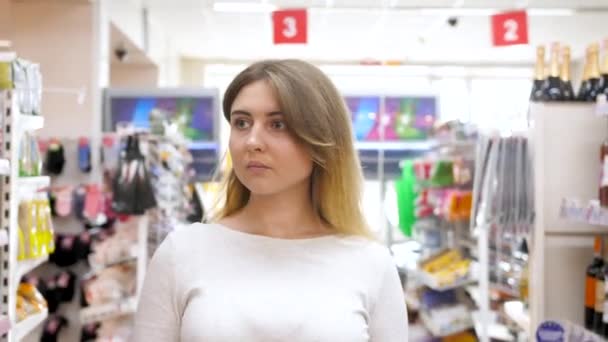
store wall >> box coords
[180,57,206,86]
[11,0,96,138]
[0,0,11,40]
[110,64,159,87]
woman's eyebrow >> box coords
[230,110,251,117]
[230,110,283,117]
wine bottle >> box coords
[578,47,591,101]
[530,45,546,102]
[542,42,564,101]
[587,43,602,102]
[601,140,608,207]
[560,45,575,101]
[596,238,608,333]
[599,39,608,98]
[587,236,604,329]
[602,240,608,337]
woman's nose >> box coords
[245,124,265,152]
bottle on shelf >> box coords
[586,236,604,329]
[596,238,608,333]
[530,45,546,102]
[587,43,602,102]
[600,139,608,207]
[602,240,608,337]
[578,47,591,101]
[542,42,564,101]
[560,45,575,101]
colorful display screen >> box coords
[106,93,217,142]
[345,95,438,141]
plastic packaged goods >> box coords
[17,196,55,260]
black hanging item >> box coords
[41,315,69,342]
[80,322,100,342]
[112,134,157,215]
[187,184,205,223]
[49,234,80,268]
[44,139,65,176]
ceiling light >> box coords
[527,8,575,16]
[213,2,277,13]
[418,7,574,16]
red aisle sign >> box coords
[491,10,529,46]
[272,9,307,44]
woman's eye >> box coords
[271,120,286,130]
[233,119,250,129]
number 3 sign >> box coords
[272,9,307,44]
[491,10,528,47]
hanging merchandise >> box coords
[395,160,416,238]
[40,315,69,342]
[19,131,43,177]
[10,58,43,115]
[17,194,55,260]
[78,137,92,173]
[50,186,73,218]
[44,139,66,176]
[471,134,534,340]
[112,134,157,215]
[143,134,195,253]
[22,271,77,314]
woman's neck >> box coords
[234,188,329,239]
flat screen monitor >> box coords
[103,88,220,144]
[344,95,438,141]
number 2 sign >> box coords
[272,9,307,44]
[491,10,528,47]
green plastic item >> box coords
[430,160,454,187]
[395,159,417,237]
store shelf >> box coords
[17,176,50,199]
[13,309,47,341]
[559,198,608,231]
[503,301,530,335]
[17,114,44,132]
[80,297,137,324]
[0,316,10,336]
[0,229,8,247]
[16,256,48,282]
[0,158,9,176]
[420,309,474,337]
[472,311,515,342]
[416,269,477,292]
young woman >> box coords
[133,59,408,341]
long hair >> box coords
[212,59,373,239]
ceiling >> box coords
[120,0,608,64]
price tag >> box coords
[491,10,529,47]
[272,9,307,44]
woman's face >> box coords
[228,80,314,196]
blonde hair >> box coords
[213,59,374,239]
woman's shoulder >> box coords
[335,235,395,266]
[167,222,223,241]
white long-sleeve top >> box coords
[132,223,408,342]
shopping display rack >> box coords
[0,89,49,341]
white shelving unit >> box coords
[0,88,48,341]
[528,103,607,335]
[79,215,148,325]
[12,310,47,342]
[79,297,137,325]
[420,309,475,337]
